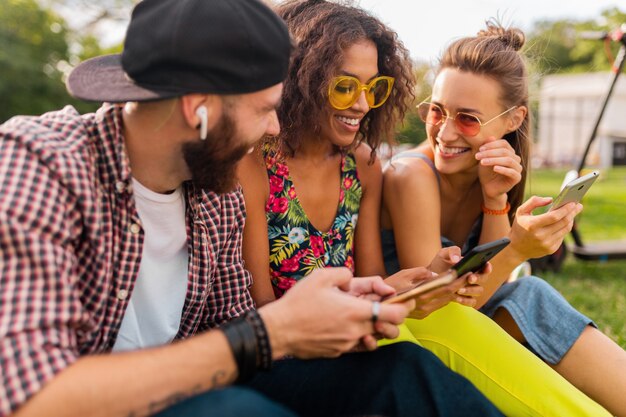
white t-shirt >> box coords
[113,179,188,351]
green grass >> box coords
[526,167,626,348]
[527,167,626,240]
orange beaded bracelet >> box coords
[481,202,511,216]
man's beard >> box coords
[182,111,251,194]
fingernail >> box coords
[457,288,466,294]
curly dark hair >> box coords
[273,0,415,161]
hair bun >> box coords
[478,21,525,51]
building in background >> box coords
[536,72,626,169]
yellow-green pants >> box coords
[380,303,610,416]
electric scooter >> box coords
[561,24,626,262]
[529,24,626,273]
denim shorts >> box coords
[480,276,595,365]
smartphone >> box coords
[549,170,599,211]
[451,237,511,276]
[382,270,458,304]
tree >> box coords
[41,0,137,52]
[396,61,431,145]
[527,7,626,75]
[0,0,104,122]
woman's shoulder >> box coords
[383,147,438,189]
[381,145,441,230]
[350,143,381,189]
[352,142,380,167]
[238,144,265,173]
[237,144,269,197]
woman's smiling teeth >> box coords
[438,144,470,155]
[337,115,360,126]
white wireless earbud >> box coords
[196,106,208,140]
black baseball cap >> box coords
[67,0,292,102]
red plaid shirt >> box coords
[0,104,255,415]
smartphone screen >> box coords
[451,238,511,276]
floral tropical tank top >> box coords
[263,146,362,298]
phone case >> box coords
[452,237,511,276]
[382,270,458,304]
[550,170,599,211]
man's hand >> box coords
[345,274,397,299]
[345,275,416,350]
[258,268,412,359]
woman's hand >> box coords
[385,262,487,319]
[475,137,522,205]
[385,267,457,319]
[509,196,583,260]
[402,276,475,319]
[454,263,491,308]
[384,266,438,294]
[428,246,461,274]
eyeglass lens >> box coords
[418,103,482,136]
[330,77,392,109]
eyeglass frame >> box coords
[328,75,395,110]
[416,97,518,137]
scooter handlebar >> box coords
[579,30,609,41]
[579,24,626,42]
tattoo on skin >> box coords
[209,369,229,388]
[146,385,203,414]
[129,369,232,416]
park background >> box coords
[1,0,625,348]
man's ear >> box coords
[180,94,221,136]
[507,105,527,133]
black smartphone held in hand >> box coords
[452,237,511,276]
[549,170,599,211]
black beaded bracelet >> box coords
[221,310,273,383]
[245,310,273,371]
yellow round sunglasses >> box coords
[328,75,395,110]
